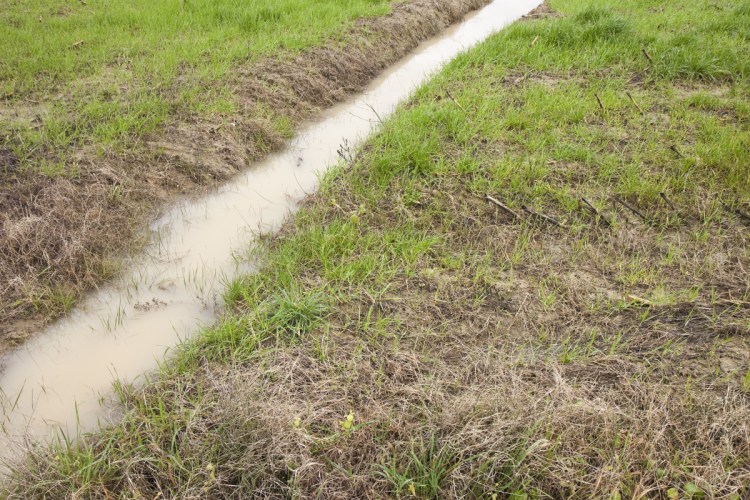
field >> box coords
[4,0,750,497]
[1,0,391,149]
[0,0,483,350]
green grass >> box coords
[4,0,750,497]
[0,0,390,168]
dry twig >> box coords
[580,197,611,227]
[625,92,643,113]
[595,93,604,111]
[669,145,684,158]
[485,195,519,219]
[660,192,677,212]
[365,103,383,124]
[445,89,466,112]
[628,294,653,306]
[723,203,750,224]
[521,205,565,228]
[615,197,648,222]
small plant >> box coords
[378,437,459,498]
[339,410,355,432]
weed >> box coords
[379,437,459,498]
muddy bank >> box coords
[0,0,488,353]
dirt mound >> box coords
[522,1,560,20]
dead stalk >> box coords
[659,192,676,212]
[625,92,643,113]
[521,205,565,228]
[580,197,611,227]
[615,197,648,222]
[723,203,750,223]
[669,145,684,158]
[484,195,519,219]
[445,89,466,112]
[595,93,604,111]
[628,294,653,306]
[365,103,383,124]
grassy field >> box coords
[1,0,390,160]
[5,0,750,497]
[0,0,482,350]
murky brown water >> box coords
[0,0,540,463]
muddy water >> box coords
[0,0,540,461]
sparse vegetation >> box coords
[3,0,750,497]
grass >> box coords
[1,0,395,340]
[3,0,750,497]
[1,0,390,165]
[0,0,481,348]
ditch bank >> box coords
[0,0,490,353]
[0,0,541,470]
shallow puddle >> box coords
[0,0,540,463]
